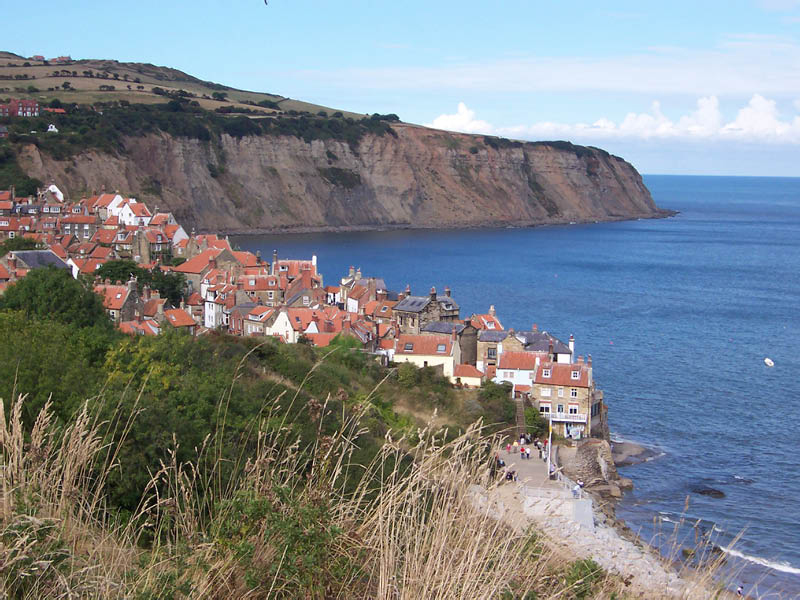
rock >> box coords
[617,477,634,490]
[690,485,725,499]
[592,483,622,498]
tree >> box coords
[49,98,63,108]
[61,81,71,90]
[0,267,110,329]
[0,237,38,257]
[211,91,228,102]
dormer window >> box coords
[571,370,580,380]
[404,343,413,351]
[542,368,551,378]
[486,322,495,329]
[436,344,446,353]
[380,306,388,312]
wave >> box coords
[721,547,800,576]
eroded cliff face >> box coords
[17,124,665,233]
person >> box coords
[526,447,531,460]
[736,585,743,597]
[572,483,581,498]
[549,464,556,480]
[520,446,526,460]
[512,440,519,453]
[506,443,511,454]
[577,478,584,488]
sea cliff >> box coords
[17,123,667,233]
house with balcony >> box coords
[531,356,604,440]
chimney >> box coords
[533,323,538,332]
[548,339,554,360]
[355,267,362,280]
[569,334,575,359]
[429,286,437,301]
[301,266,311,290]
[256,250,261,264]
[348,265,355,278]
[489,304,496,316]
[104,278,111,285]
[587,354,592,366]
[7,253,16,271]
[134,308,141,323]
[444,286,451,298]
[180,299,185,310]
[312,254,317,268]
[452,326,457,342]
[577,355,584,364]
[377,288,387,301]
[143,285,151,300]
[127,274,137,293]
[272,249,278,275]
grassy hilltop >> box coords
[0,51,362,117]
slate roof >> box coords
[422,321,465,335]
[516,331,572,355]
[393,295,430,313]
[12,250,69,270]
[478,330,508,342]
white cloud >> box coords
[426,102,493,134]
[295,36,800,98]
[429,96,800,144]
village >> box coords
[0,181,607,441]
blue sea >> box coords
[235,175,800,597]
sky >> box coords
[6,0,800,176]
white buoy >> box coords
[764,358,774,367]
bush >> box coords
[565,558,604,599]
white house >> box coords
[493,351,546,388]
[119,201,152,227]
[393,333,460,379]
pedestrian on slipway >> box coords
[512,440,519,453]
[519,435,525,446]
[526,447,531,460]
[520,446,526,460]
[506,442,511,454]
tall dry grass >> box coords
[0,373,744,599]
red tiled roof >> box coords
[395,334,453,356]
[173,248,223,274]
[534,361,591,387]
[232,251,259,267]
[305,333,338,347]
[185,291,204,306]
[0,191,11,202]
[471,313,504,330]
[142,298,167,318]
[164,309,196,328]
[454,364,483,378]
[0,201,12,210]
[498,351,546,371]
[150,213,170,226]
[0,264,9,280]
[129,203,151,217]
[93,229,117,245]
[247,306,275,323]
[95,193,118,208]
[94,284,130,311]
[61,215,96,224]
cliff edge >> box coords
[18,123,667,233]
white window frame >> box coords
[540,387,551,398]
[558,387,564,398]
[570,388,578,398]
[571,370,580,380]
[542,368,551,378]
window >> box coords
[539,404,551,414]
[268,291,274,299]
[380,306,388,312]
[436,344,446,353]
[570,388,578,398]
[505,371,513,378]
[302,297,310,306]
[486,321,495,329]
[280,265,288,271]
[404,343,413,351]
[540,387,551,397]
[557,404,564,413]
[569,405,579,415]
[571,370,580,380]
[558,387,564,397]
[542,368,551,378]
[487,347,497,359]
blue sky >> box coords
[7,0,800,175]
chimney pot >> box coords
[430,286,436,301]
[533,323,538,332]
[489,304,496,316]
[444,286,451,297]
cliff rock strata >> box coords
[18,124,667,233]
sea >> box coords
[234,175,800,598]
